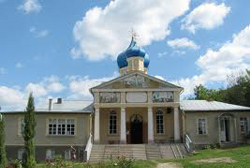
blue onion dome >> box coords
[117,52,128,68]
[117,37,150,68]
[144,53,150,68]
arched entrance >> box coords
[130,114,143,144]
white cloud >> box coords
[176,24,250,97]
[68,73,118,99]
[30,27,49,38]
[158,51,168,58]
[167,38,200,50]
[25,83,48,97]
[0,76,66,110]
[43,76,66,93]
[18,0,42,14]
[71,0,191,61]
[0,86,26,110]
[0,68,6,75]
[182,3,230,33]
[15,62,24,68]
[154,75,165,81]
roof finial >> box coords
[130,28,138,43]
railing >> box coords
[84,134,93,162]
[184,134,194,154]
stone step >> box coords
[89,143,187,162]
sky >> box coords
[0,0,250,110]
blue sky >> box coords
[0,0,250,110]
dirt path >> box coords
[156,163,182,168]
[193,157,237,164]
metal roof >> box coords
[180,100,250,111]
[2,100,93,114]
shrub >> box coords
[107,156,134,168]
[44,155,73,168]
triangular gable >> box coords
[91,72,183,91]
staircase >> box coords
[89,143,187,162]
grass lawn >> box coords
[35,145,250,168]
[175,145,250,168]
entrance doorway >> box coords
[220,117,231,142]
[130,114,143,144]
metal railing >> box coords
[84,134,93,162]
[184,134,194,154]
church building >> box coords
[1,37,250,162]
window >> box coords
[18,118,25,136]
[46,149,55,160]
[109,111,117,135]
[18,149,24,160]
[48,119,75,136]
[240,117,249,134]
[156,110,164,134]
[64,149,71,160]
[198,118,207,135]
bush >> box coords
[44,155,73,168]
[7,159,22,168]
[107,156,134,168]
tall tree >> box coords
[0,114,7,168]
[194,84,209,100]
[22,93,36,168]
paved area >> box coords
[156,163,182,168]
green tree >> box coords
[194,84,209,100]
[22,93,36,168]
[193,85,225,101]
[0,114,7,168]
[225,70,250,106]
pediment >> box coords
[91,72,183,90]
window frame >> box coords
[47,118,76,136]
[17,148,25,161]
[46,149,56,160]
[156,109,165,135]
[18,117,25,136]
[108,110,117,135]
[197,117,208,135]
[64,149,71,160]
[240,117,249,135]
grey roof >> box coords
[2,100,94,114]
[180,100,250,111]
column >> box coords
[94,108,100,143]
[120,107,126,144]
[148,106,154,143]
[174,107,180,142]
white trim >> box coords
[91,71,183,91]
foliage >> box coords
[22,93,36,168]
[7,159,22,168]
[43,155,73,168]
[0,114,7,168]
[108,156,134,168]
[192,69,250,107]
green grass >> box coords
[35,146,250,168]
[176,145,250,168]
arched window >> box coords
[156,110,164,134]
[109,111,117,135]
